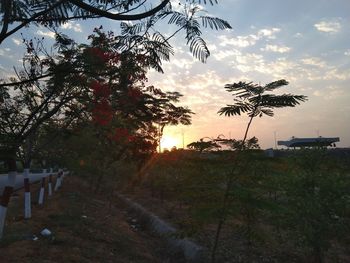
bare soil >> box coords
[0,176,182,263]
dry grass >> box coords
[0,176,172,263]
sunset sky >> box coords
[1,0,349,149]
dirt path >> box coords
[0,176,184,263]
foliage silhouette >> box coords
[211,79,307,263]
[218,80,307,148]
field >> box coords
[1,149,349,263]
[117,149,350,263]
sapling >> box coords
[211,79,307,263]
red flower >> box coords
[87,47,110,62]
[91,81,110,98]
[92,99,113,126]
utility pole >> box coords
[274,131,277,149]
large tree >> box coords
[0,26,193,237]
[0,0,231,54]
[0,0,170,44]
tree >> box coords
[216,136,260,151]
[187,138,220,153]
[0,26,191,237]
[211,79,307,263]
[218,80,307,149]
[155,91,194,152]
[0,0,231,62]
[0,0,170,44]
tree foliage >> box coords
[187,138,220,153]
[218,80,307,118]
[218,79,307,148]
[0,0,232,65]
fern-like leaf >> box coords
[200,16,232,30]
[189,36,209,63]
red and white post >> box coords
[38,169,46,205]
[0,163,17,239]
[23,168,31,219]
[48,168,53,197]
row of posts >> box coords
[0,168,65,239]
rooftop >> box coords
[277,137,340,148]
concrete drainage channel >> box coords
[116,193,207,263]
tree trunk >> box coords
[0,155,17,239]
[211,177,232,263]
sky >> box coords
[1,0,350,149]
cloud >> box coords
[0,48,13,58]
[314,19,341,33]
[313,86,345,100]
[261,44,291,53]
[12,38,21,45]
[301,57,326,68]
[218,27,281,48]
[213,49,241,61]
[257,28,280,39]
[61,22,82,32]
[219,34,259,48]
[345,50,350,56]
[36,30,56,38]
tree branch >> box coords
[69,0,169,21]
[0,0,66,44]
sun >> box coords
[160,136,179,151]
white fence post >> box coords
[23,168,31,219]
[48,168,53,197]
[0,170,16,239]
[54,169,62,191]
[38,169,46,205]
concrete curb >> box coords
[116,193,207,263]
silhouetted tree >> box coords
[211,79,307,263]
[218,80,307,149]
[187,138,220,153]
[155,91,194,152]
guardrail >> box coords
[0,169,68,239]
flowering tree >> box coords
[0,27,193,237]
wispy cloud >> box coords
[219,27,281,48]
[301,57,327,68]
[12,38,22,45]
[0,48,13,58]
[257,28,280,39]
[261,44,291,53]
[36,30,56,39]
[219,34,259,48]
[61,22,82,32]
[313,85,345,100]
[314,19,341,33]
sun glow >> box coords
[160,135,179,151]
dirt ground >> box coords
[0,176,182,263]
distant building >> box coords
[277,137,340,148]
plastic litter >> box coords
[40,228,52,236]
